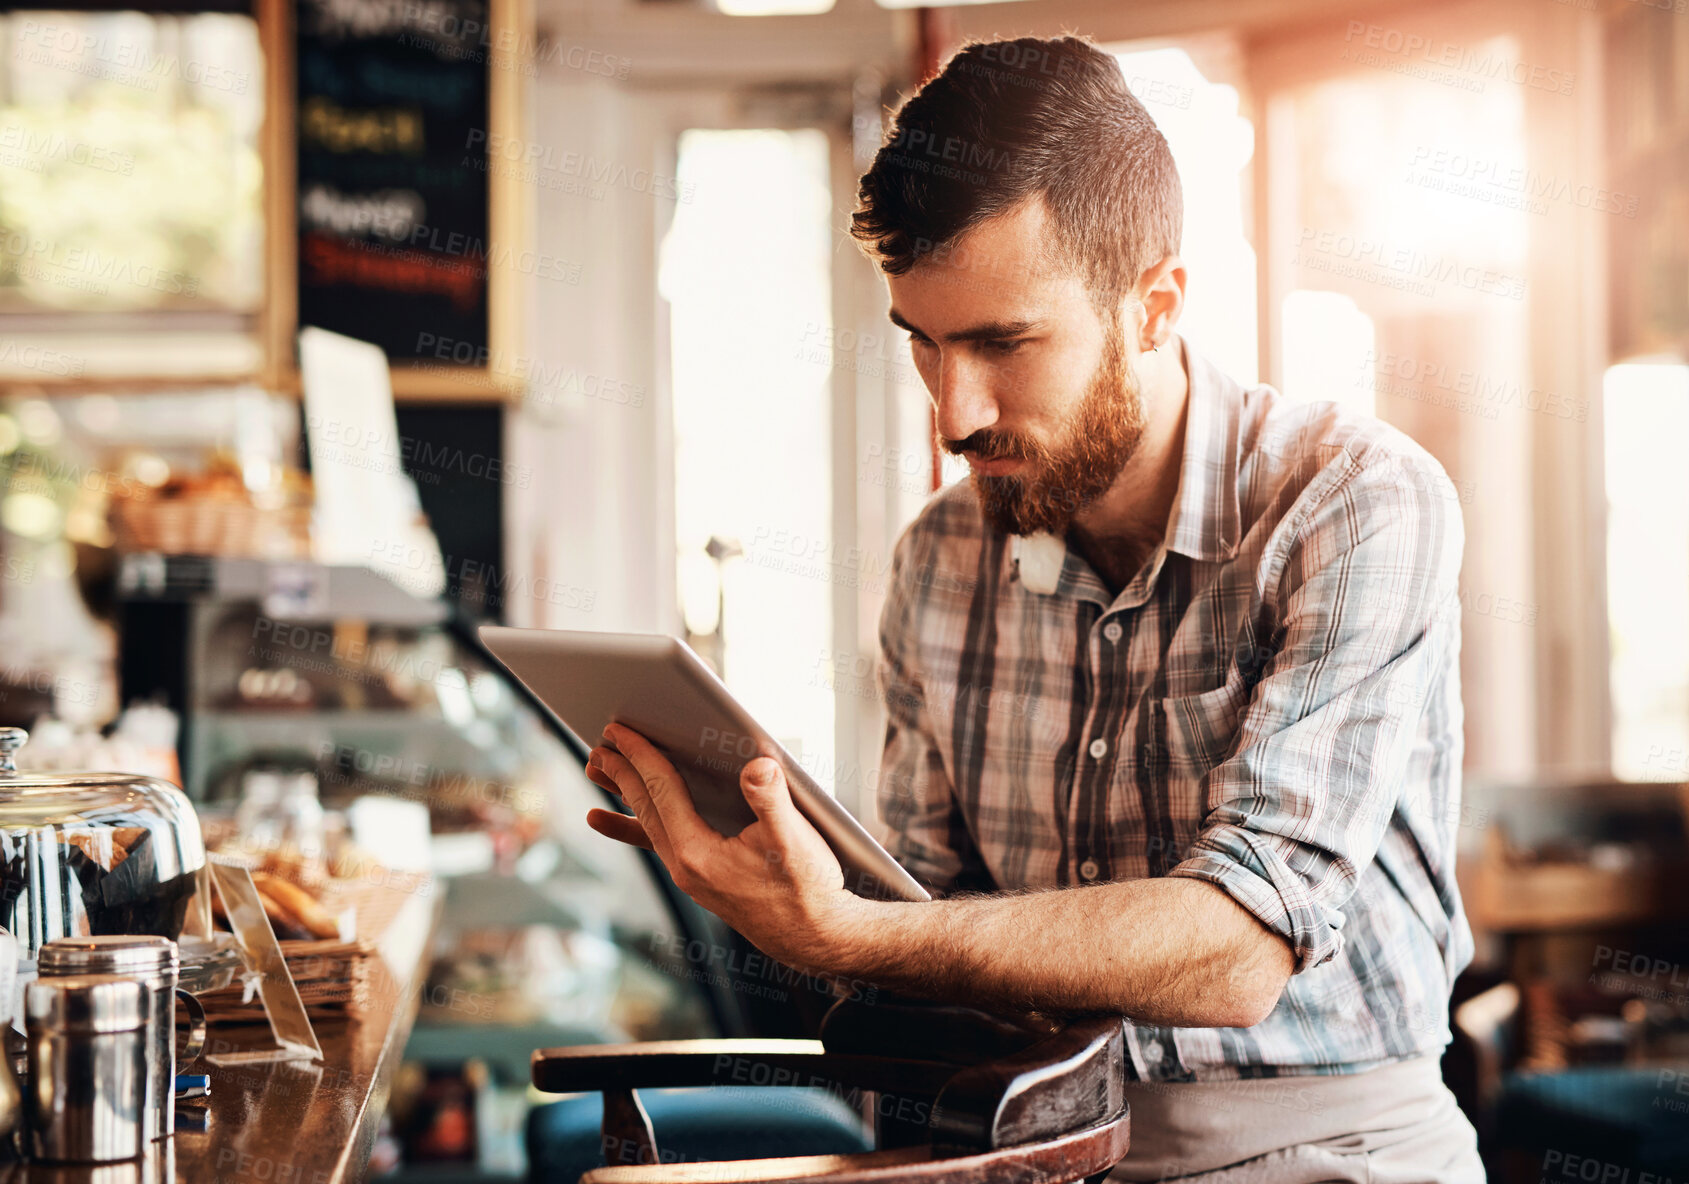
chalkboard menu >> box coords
[295,0,490,363]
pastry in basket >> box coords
[209,870,340,941]
[252,872,341,939]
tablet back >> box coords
[477,626,930,902]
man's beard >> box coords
[951,315,1146,537]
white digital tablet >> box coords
[477,626,931,903]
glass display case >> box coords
[114,554,778,1177]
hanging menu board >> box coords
[295,0,491,364]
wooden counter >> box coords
[4,876,438,1184]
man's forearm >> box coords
[828,877,1294,1028]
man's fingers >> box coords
[584,760,622,797]
[586,808,655,851]
[593,747,675,859]
[603,724,714,846]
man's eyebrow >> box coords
[887,308,1043,343]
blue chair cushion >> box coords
[527,1086,874,1182]
[1495,1065,1689,1175]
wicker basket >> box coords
[110,495,311,560]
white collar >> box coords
[1010,532,1066,595]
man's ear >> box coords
[1133,254,1187,352]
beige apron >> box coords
[1109,1055,1485,1184]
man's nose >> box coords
[932,350,999,443]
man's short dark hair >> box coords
[851,36,1182,307]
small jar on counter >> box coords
[25,974,149,1163]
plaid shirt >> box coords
[874,338,1474,1081]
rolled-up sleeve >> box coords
[874,527,989,896]
[1167,451,1465,974]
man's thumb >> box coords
[741,758,788,815]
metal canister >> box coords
[24,974,148,1162]
[38,937,186,1142]
[0,928,21,1143]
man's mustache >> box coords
[942,430,1041,462]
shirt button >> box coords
[1078,859,1100,881]
[1103,621,1123,643]
[1089,738,1108,759]
[1145,1040,1166,1062]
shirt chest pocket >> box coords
[1159,681,1248,778]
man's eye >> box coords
[986,339,1027,355]
[908,334,934,350]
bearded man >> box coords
[584,35,1482,1184]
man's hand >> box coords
[584,723,1292,1027]
[584,723,873,975]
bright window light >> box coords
[0,11,264,313]
[659,128,836,779]
[1604,362,1689,781]
[1280,289,1377,415]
